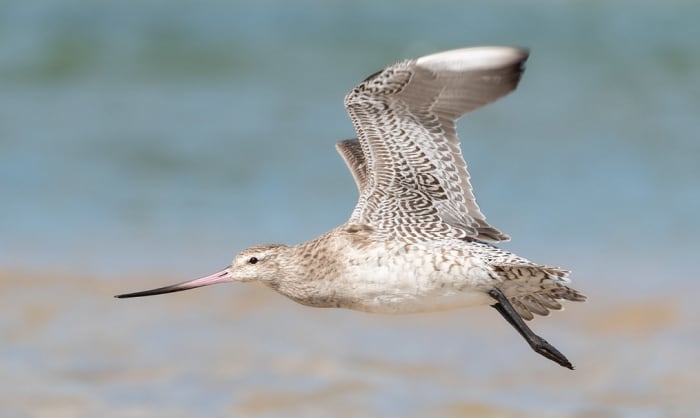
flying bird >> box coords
[116,46,586,369]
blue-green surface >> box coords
[2,0,698,283]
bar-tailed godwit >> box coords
[117,46,586,369]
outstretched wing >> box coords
[344,46,528,242]
[336,139,368,195]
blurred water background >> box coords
[1,1,699,417]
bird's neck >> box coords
[266,233,342,307]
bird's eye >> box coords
[248,257,258,265]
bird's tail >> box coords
[493,264,587,321]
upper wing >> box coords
[344,46,529,242]
[336,138,368,195]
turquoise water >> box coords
[1,1,699,417]
[2,0,698,282]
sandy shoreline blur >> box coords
[3,268,699,417]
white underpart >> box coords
[340,241,496,314]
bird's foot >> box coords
[488,288,575,370]
[526,333,573,370]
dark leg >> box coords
[488,288,574,370]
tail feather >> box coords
[536,294,563,310]
[493,263,587,321]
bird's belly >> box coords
[337,249,496,314]
[352,286,494,314]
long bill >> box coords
[114,268,232,298]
